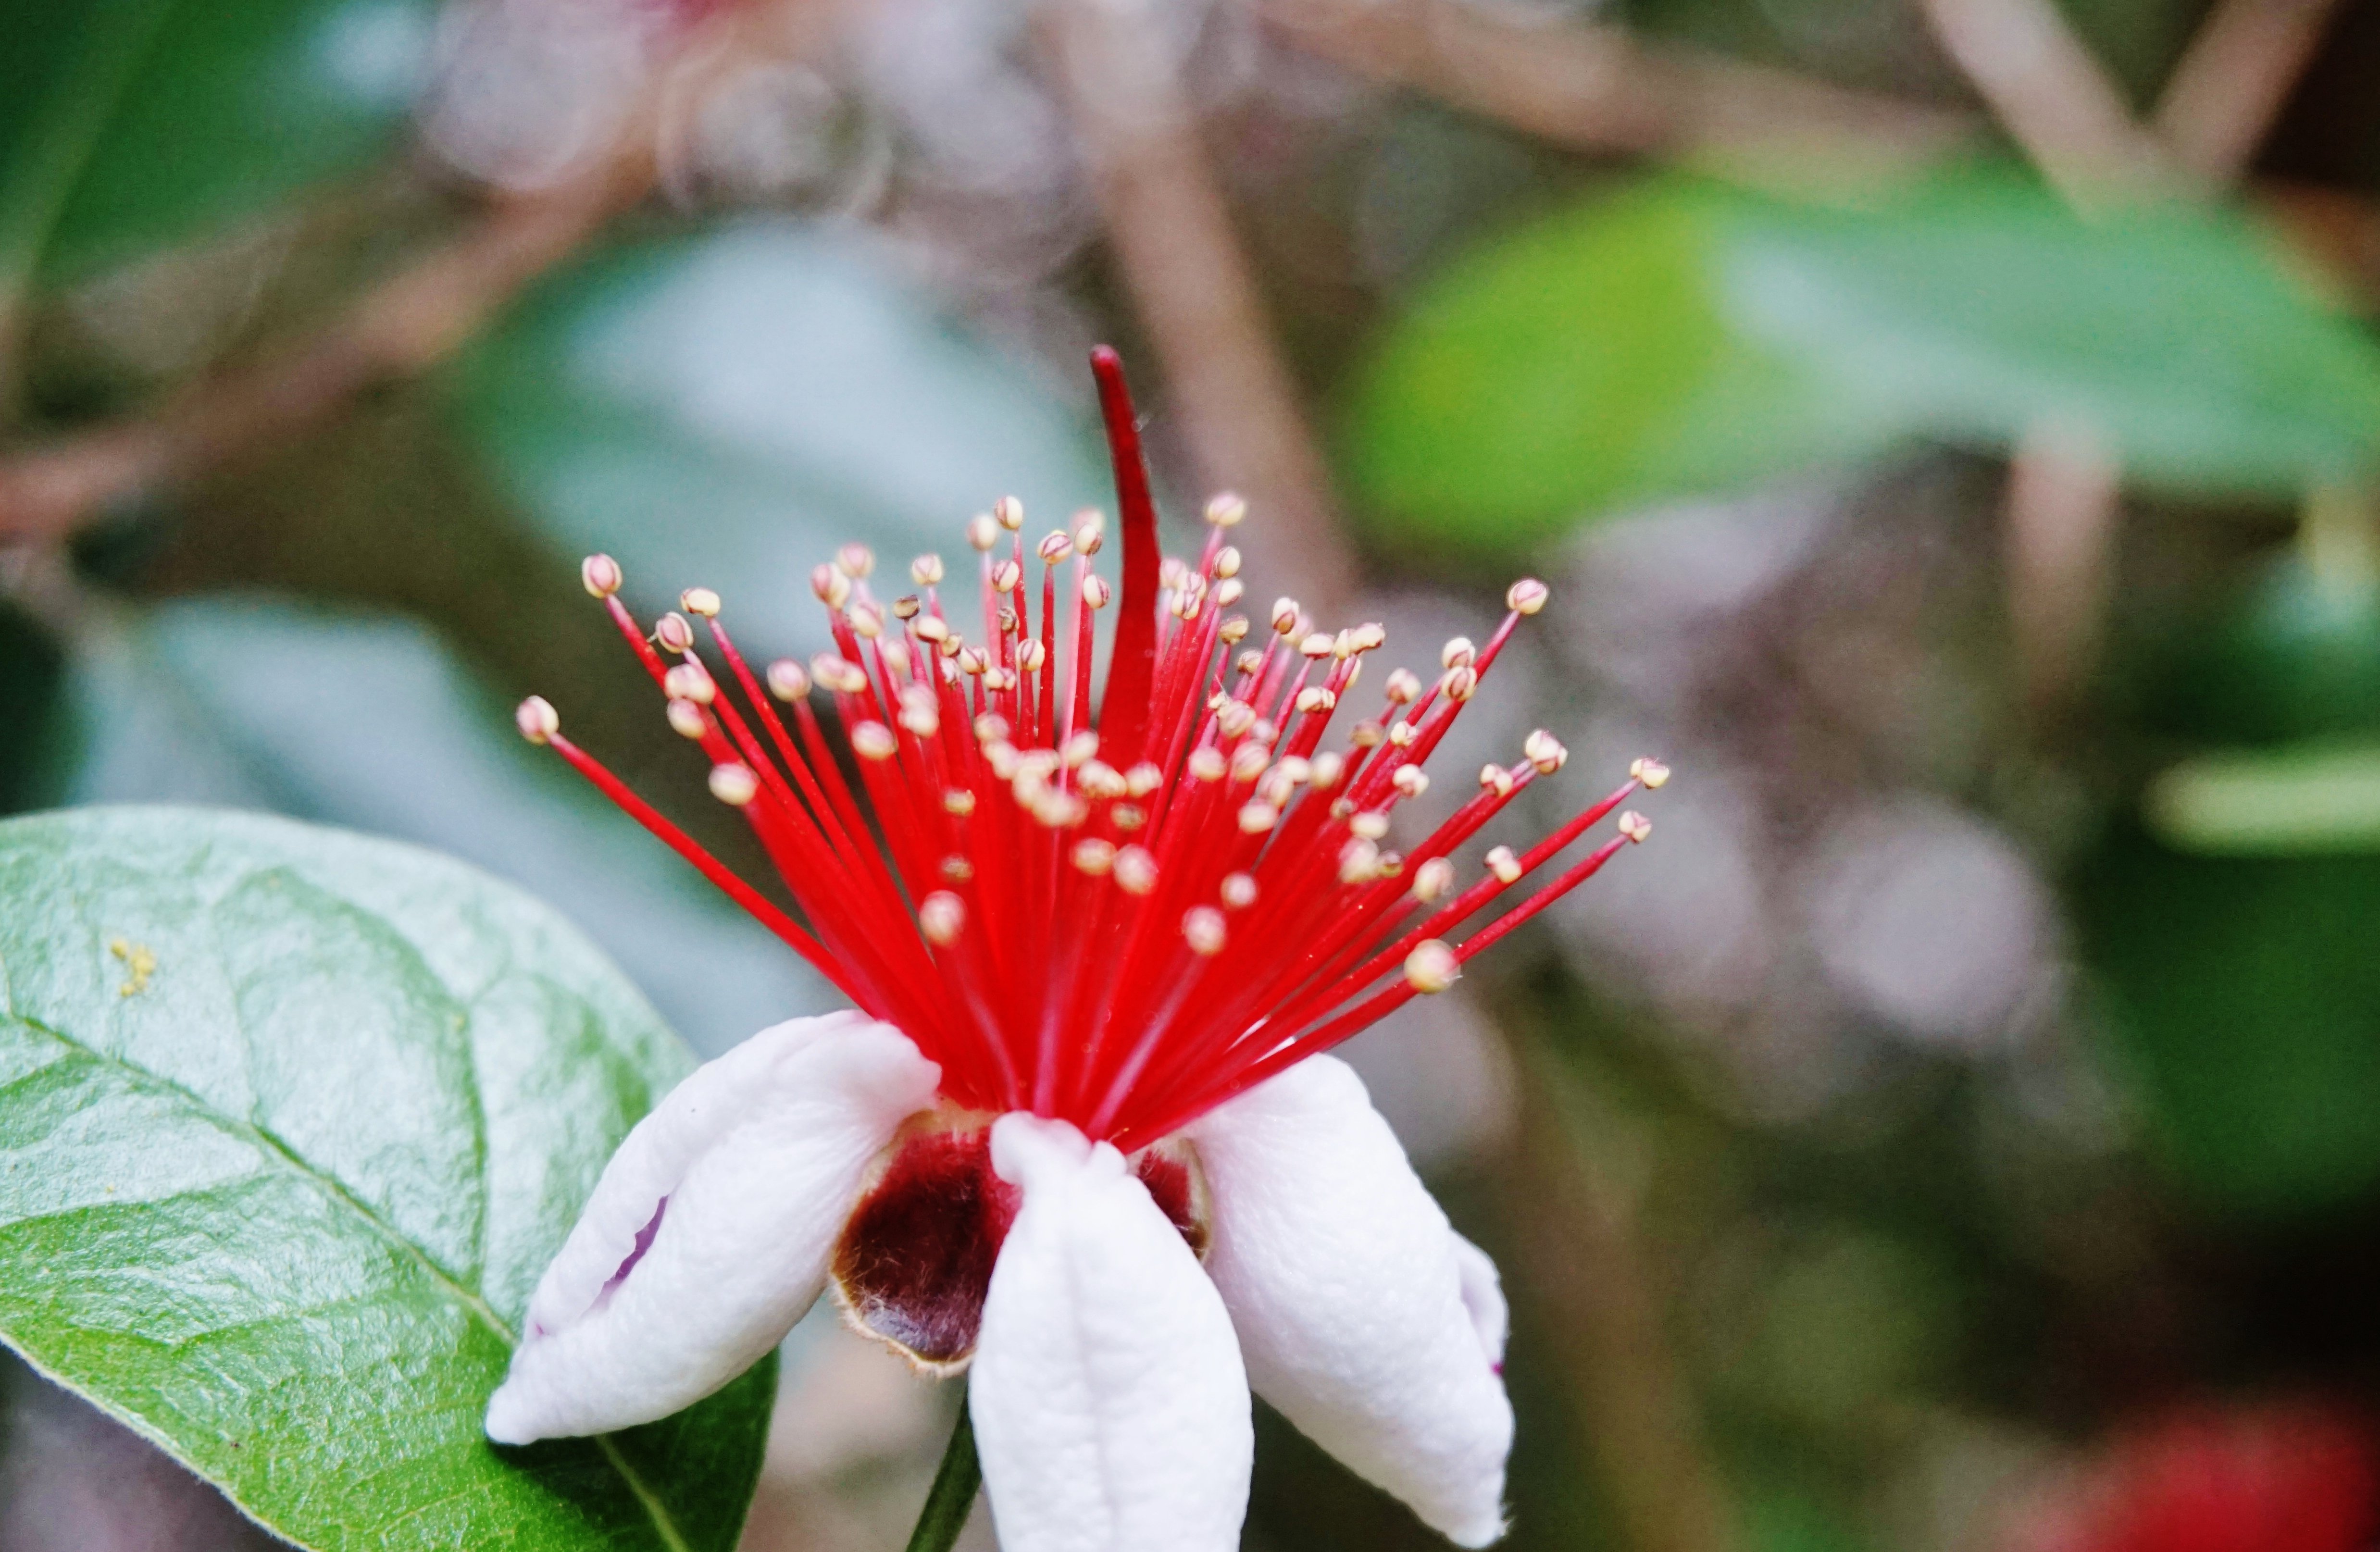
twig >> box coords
[0,175,629,544]
[1914,0,2180,205]
[1501,1031,1733,1552]
[1044,0,1362,624]
[1264,0,1975,178]
[2154,0,2343,183]
[2001,426,2122,723]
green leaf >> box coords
[2146,743,2380,854]
[0,806,774,1551]
[2074,826,2380,1218]
[447,220,1107,660]
[0,0,433,287]
[1345,170,2380,553]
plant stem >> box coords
[902,1391,982,1552]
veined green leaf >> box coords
[0,807,773,1551]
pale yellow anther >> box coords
[1441,636,1476,670]
[1115,846,1159,895]
[968,515,1000,552]
[1033,792,1088,829]
[994,496,1025,531]
[1257,770,1296,809]
[664,662,716,705]
[1125,762,1163,797]
[666,698,708,740]
[1486,845,1522,884]
[992,559,1023,594]
[1082,574,1113,609]
[1388,721,1419,749]
[679,586,721,618]
[983,667,1019,694]
[654,613,695,654]
[812,655,869,695]
[1016,750,1062,787]
[1412,857,1456,905]
[515,696,558,744]
[709,763,759,807]
[1619,810,1653,843]
[1080,761,1126,799]
[1111,803,1146,831]
[1237,801,1280,835]
[916,615,953,645]
[1213,578,1245,608]
[1205,492,1247,527]
[1350,811,1391,841]
[1443,666,1479,703]
[1384,669,1422,705]
[944,789,978,817]
[847,602,884,639]
[1352,721,1386,749]
[1630,757,1672,790]
[1073,839,1117,876]
[1061,731,1100,769]
[1277,756,1313,785]
[1480,764,1515,796]
[851,722,899,761]
[1252,719,1279,746]
[1394,765,1431,799]
[1525,730,1568,774]
[1160,557,1188,591]
[1221,872,1258,909]
[1217,701,1257,739]
[1379,852,1405,878]
[1272,598,1301,636]
[1506,578,1549,615]
[884,644,914,685]
[920,891,966,946]
[1017,639,1048,674]
[1183,906,1228,956]
[1230,745,1271,785]
[1073,510,1106,554]
[1296,686,1336,715]
[1309,751,1345,790]
[1330,797,1357,820]
[975,713,1012,744]
[940,856,975,882]
[581,554,623,598]
[836,543,876,580]
[1339,838,1382,884]
[1404,940,1459,993]
[1349,623,1387,653]
[1033,532,1070,566]
[1189,748,1227,783]
[899,700,941,738]
[912,553,946,586]
[1299,632,1334,660]
[811,564,850,608]
[1214,546,1242,580]
[984,742,1020,780]
[957,647,987,675]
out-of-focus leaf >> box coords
[1346,171,2380,553]
[2074,827,2380,1218]
[51,594,834,1055]
[2141,557,2380,747]
[447,220,1107,660]
[2146,744,2380,854]
[0,0,433,286]
[0,806,774,1552]
[0,599,69,815]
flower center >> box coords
[830,1117,1207,1370]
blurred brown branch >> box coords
[1501,1033,1734,1552]
[1046,0,1362,623]
[2156,0,2345,183]
[1265,0,1976,175]
[0,176,630,546]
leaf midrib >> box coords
[3,1008,698,1552]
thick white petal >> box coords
[970,1114,1252,1552]
[485,1013,937,1443]
[1187,1055,1514,1546]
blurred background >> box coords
[6,0,2380,1547]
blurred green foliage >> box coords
[1346,169,2380,555]
[0,0,433,284]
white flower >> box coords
[493,349,1662,1548]
[488,1018,1512,1549]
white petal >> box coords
[970,1114,1252,1552]
[485,1013,937,1443]
[1187,1055,1514,1546]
